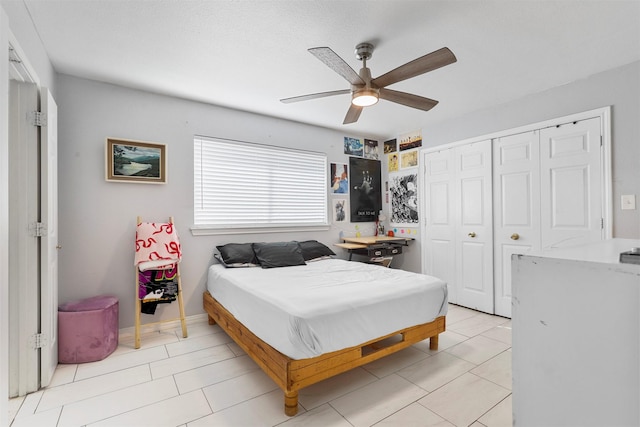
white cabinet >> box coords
[424,140,493,313]
[512,239,640,426]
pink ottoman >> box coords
[58,295,119,364]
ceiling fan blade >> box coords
[309,47,365,86]
[280,89,351,104]
[379,88,439,111]
[343,104,363,124]
[372,47,457,88]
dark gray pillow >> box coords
[252,241,306,268]
[298,240,336,261]
[216,243,258,265]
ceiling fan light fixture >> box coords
[352,88,379,107]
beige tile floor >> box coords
[9,304,512,426]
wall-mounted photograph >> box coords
[333,198,348,222]
[106,138,167,183]
[364,139,379,160]
[330,163,349,194]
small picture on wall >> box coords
[364,139,379,160]
[401,150,418,169]
[383,138,397,153]
[344,137,363,156]
[330,163,349,194]
[388,153,399,172]
[399,130,422,151]
[106,138,167,184]
[333,198,348,222]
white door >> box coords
[40,88,58,387]
[8,81,39,396]
[423,148,457,303]
[493,131,541,318]
[540,117,604,249]
[455,140,494,313]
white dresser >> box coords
[512,238,640,426]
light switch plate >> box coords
[621,194,636,210]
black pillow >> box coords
[216,243,258,265]
[252,241,306,268]
[298,240,336,261]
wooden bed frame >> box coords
[203,290,446,416]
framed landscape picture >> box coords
[106,138,167,184]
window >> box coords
[193,136,328,234]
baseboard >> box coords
[118,313,209,338]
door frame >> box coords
[420,106,613,273]
[1,8,11,426]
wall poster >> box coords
[398,130,422,151]
[333,198,348,223]
[330,163,348,194]
[349,157,381,222]
[390,173,419,226]
[344,137,363,156]
[383,138,397,153]
[364,139,379,160]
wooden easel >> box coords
[135,216,187,349]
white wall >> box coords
[56,74,379,329]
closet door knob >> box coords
[511,233,520,240]
[468,232,476,238]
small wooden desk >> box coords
[335,236,414,264]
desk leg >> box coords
[348,251,353,261]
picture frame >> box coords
[106,138,167,184]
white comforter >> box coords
[207,258,448,359]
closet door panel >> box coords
[455,140,493,313]
[423,149,457,303]
[540,118,603,249]
[493,131,540,318]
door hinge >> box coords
[28,111,47,127]
[29,333,48,349]
[31,222,48,237]
[601,218,604,229]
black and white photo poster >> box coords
[333,198,347,223]
[390,173,419,226]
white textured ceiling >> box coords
[21,0,640,140]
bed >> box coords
[203,242,447,416]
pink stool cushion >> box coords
[58,295,119,364]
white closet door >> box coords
[455,140,494,313]
[540,118,603,250]
[423,148,457,303]
[493,131,541,318]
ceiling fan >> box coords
[280,43,457,124]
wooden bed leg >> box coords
[429,334,439,350]
[284,390,298,416]
[208,314,216,325]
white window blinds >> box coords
[194,136,328,230]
